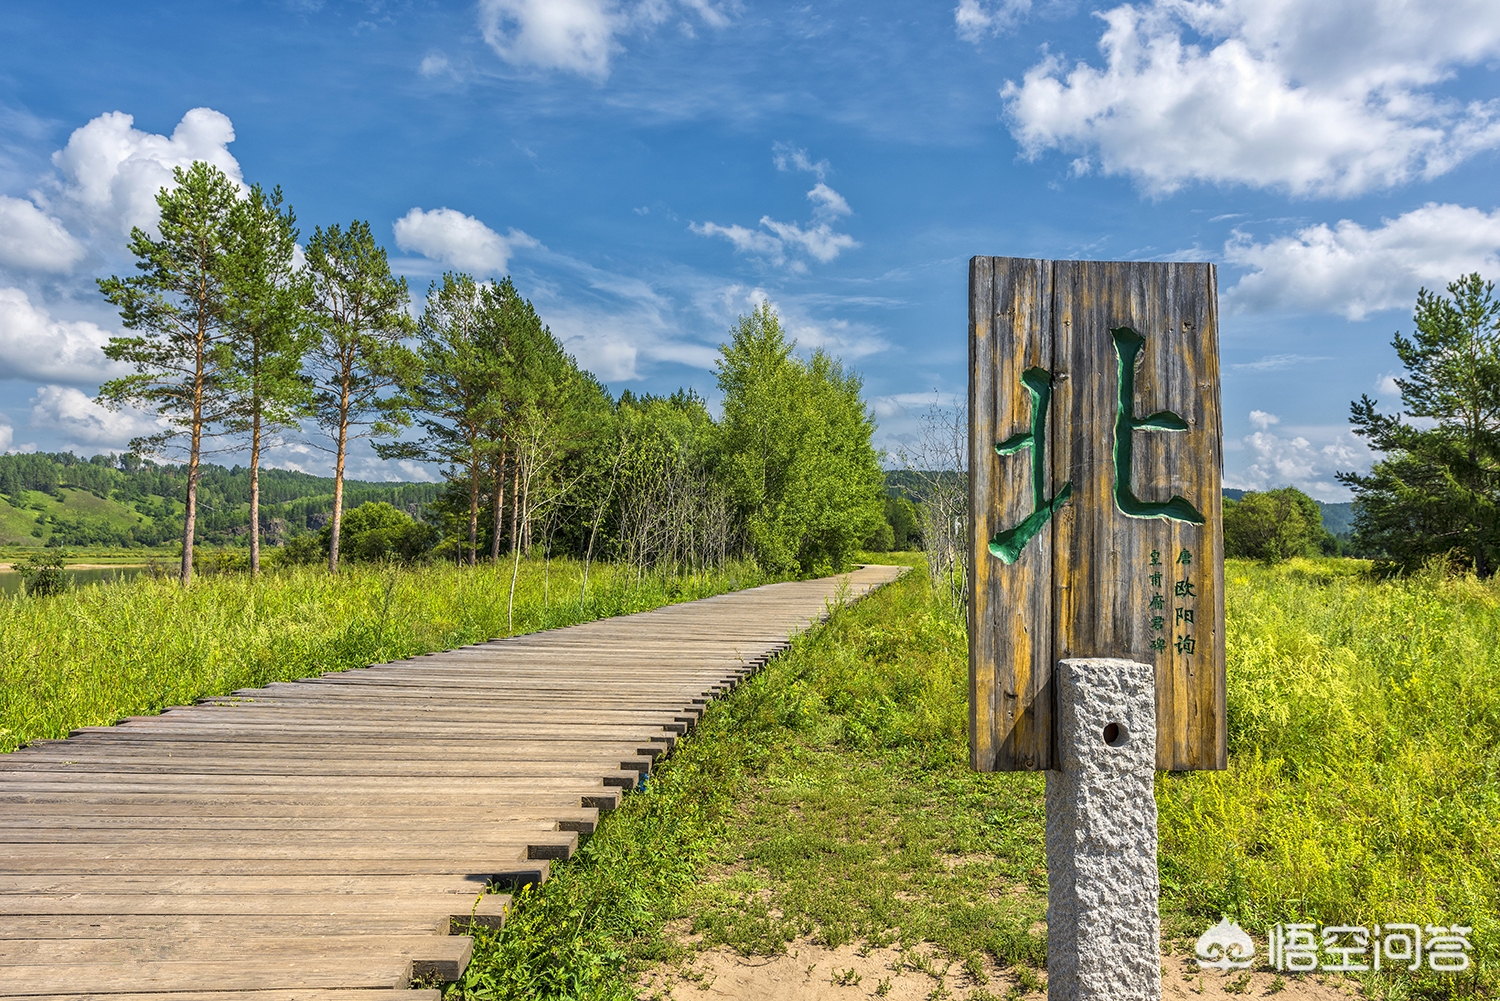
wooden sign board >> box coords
[968,257,1226,772]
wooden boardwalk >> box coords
[0,565,903,999]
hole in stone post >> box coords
[1103,721,1129,747]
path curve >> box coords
[0,564,905,999]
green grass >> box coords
[0,557,773,753]
[1159,557,1499,1000]
[449,556,1498,1001]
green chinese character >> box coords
[1150,614,1165,632]
[1174,579,1197,598]
[1150,549,1163,566]
[1175,634,1196,655]
[1175,607,1195,625]
[1176,548,1193,565]
[1111,327,1206,525]
[1149,636,1167,652]
[988,367,1074,564]
[1150,571,1163,589]
[1149,593,1165,610]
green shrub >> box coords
[15,554,67,597]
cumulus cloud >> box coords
[1225,411,1372,500]
[29,385,164,449]
[955,0,1031,41]
[478,0,731,78]
[42,108,243,241]
[0,287,122,383]
[1003,0,1500,196]
[0,196,87,272]
[393,208,538,275]
[1224,203,1500,319]
[0,418,12,452]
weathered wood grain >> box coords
[970,257,1226,771]
[969,256,1057,771]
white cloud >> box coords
[1248,409,1279,429]
[0,418,12,452]
[42,108,243,241]
[0,196,87,272]
[1003,0,1500,196]
[759,217,858,264]
[393,208,538,275]
[1375,372,1402,396]
[772,142,830,181]
[478,0,731,78]
[692,184,859,268]
[29,385,164,449]
[1225,412,1372,500]
[419,53,454,77]
[481,0,621,79]
[707,283,889,362]
[955,0,1031,41]
[1225,203,1500,319]
[0,287,122,383]
[1230,353,1333,372]
[806,183,851,221]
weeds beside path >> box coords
[0,557,771,753]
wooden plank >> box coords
[1050,260,1225,770]
[969,255,1056,771]
[0,564,905,993]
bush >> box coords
[1223,488,1335,562]
[15,554,67,597]
[320,501,437,565]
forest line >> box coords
[85,161,889,585]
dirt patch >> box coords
[640,938,1366,1001]
[639,937,1017,1000]
[1162,949,1364,999]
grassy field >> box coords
[447,556,1497,1001]
[0,557,773,753]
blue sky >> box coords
[1,0,1497,498]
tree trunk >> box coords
[330,409,349,573]
[182,422,200,586]
[181,314,208,587]
[509,462,520,555]
[249,407,262,575]
[467,450,480,567]
[490,452,504,563]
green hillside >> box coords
[0,452,441,549]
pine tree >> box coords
[224,184,311,574]
[1340,273,1500,575]
[97,161,242,585]
[304,221,418,572]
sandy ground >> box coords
[639,936,1366,1001]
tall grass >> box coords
[0,557,770,753]
[452,557,1497,1001]
[1159,557,1499,999]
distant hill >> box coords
[0,452,441,549]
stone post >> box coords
[1045,657,1161,1001]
